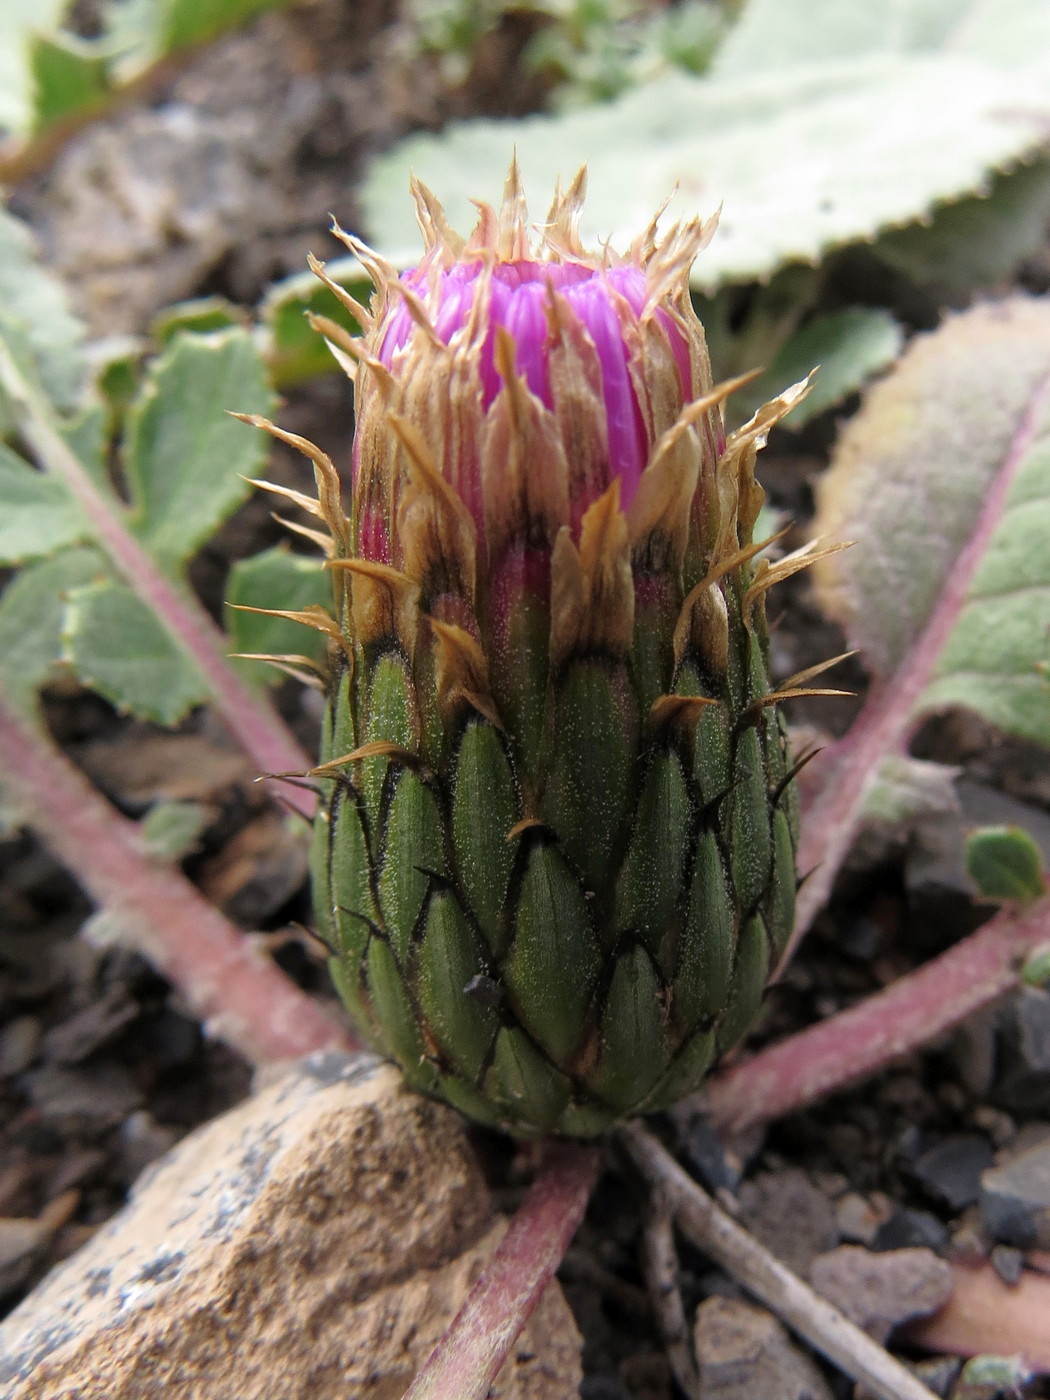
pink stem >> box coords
[403,1141,600,1400]
[706,894,1050,1134]
[0,341,316,817]
[784,372,1050,963]
[0,692,352,1065]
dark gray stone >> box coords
[911,1135,994,1212]
[980,1138,1050,1248]
[872,1208,949,1254]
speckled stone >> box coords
[0,1052,581,1399]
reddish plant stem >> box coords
[706,894,1050,1134]
[785,373,1050,963]
[402,1141,600,1400]
[0,340,316,817]
[0,693,351,1065]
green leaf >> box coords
[0,547,107,714]
[813,297,1050,748]
[259,256,369,387]
[139,799,211,859]
[123,329,275,575]
[62,578,209,723]
[151,296,243,343]
[0,443,89,564]
[363,0,1050,290]
[872,158,1050,298]
[29,31,111,131]
[861,755,961,831]
[965,825,1045,904]
[0,211,86,411]
[225,546,332,681]
[712,0,1050,73]
[0,0,69,133]
[734,308,903,428]
[162,0,296,49]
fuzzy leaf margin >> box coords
[363,0,1050,291]
[812,297,1050,750]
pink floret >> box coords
[377,260,690,512]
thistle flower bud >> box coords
[305,165,810,1136]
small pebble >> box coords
[834,1192,887,1246]
[694,1296,833,1400]
[980,1138,1050,1249]
[19,1064,143,1130]
[676,1114,742,1194]
[989,1243,1024,1286]
[42,990,139,1065]
[0,1017,41,1077]
[912,1135,994,1212]
[872,1208,950,1255]
[736,1169,837,1275]
[0,1218,50,1299]
[809,1245,954,1345]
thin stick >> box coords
[0,692,351,1065]
[402,1140,600,1400]
[641,1200,700,1399]
[619,1124,939,1400]
[705,893,1050,1134]
[0,339,316,817]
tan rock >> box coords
[693,1296,833,1400]
[0,1052,581,1400]
[809,1244,954,1345]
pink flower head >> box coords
[341,165,723,600]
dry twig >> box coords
[619,1122,940,1400]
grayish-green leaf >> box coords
[861,755,961,830]
[736,308,903,427]
[0,547,106,714]
[364,0,1050,290]
[62,578,209,723]
[711,0,996,73]
[0,0,68,133]
[162,0,295,49]
[29,31,110,131]
[123,329,274,576]
[0,211,86,410]
[139,799,211,859]
[872,158,1050,298]
[813,297,1050,749]
[0,443,89,564]
[965,825,1045,904]
[259,255,369,387]
[225,545,332,681]
[151,296,243,344]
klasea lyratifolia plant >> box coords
[244,166,841,1136]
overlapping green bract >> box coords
[310,562,797,1138]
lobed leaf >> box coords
[225,546,332,680]
[61,578,210,724]
[0,211,86,412]
[363,0,1050,290]
[965,825,1046,904]
[0,0,68,134]
[0,547,107,714]
[733,308,903,428]
[122,328,275,577]
[259,256,369,387]
[871,158,1050,299]
[29,32,110,131]
[0,442,90,564]
[812,297,1050,748]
